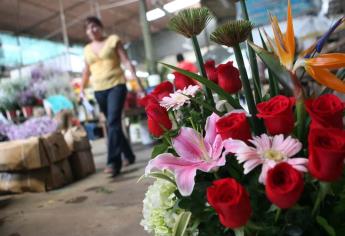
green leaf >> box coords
[316,216,336,236]
[137,171,176,185]
[173,211,192,236]
[248,42,293,96]
[258,29,279,97]
[151,142,168,159]
[160,62,242,109]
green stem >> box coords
[191,36,215,108]
[189,95,223,116]
[188,117,197,130]
[163,133,172,146]
[213,172,220,180]
[240,0,262,103]
[296,99,306,141]
[275,208,282,223]
[233,44,260,135]
[312,182,331,216]
[268,69,279,97]
[170,110,179,127]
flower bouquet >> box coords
[140,1,345,235]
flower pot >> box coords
[6,110,17,121]
[22,106,34,118]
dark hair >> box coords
[85,16,103,28]
[176,53,184,62]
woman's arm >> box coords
[81,61,90,95]
[116,41,145,92]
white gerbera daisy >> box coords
[160,85,200,111]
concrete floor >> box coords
[0,139,153,236]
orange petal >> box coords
[269,13,291,69]
[306,53,345,69]
[306,66,345,93]
[284,0,295,66]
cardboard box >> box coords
[64,127,91,152]
[69,150,95,180]
[0,159,74,193]
[47,158,74,190]
[0,137,49,171]
[42,132,71,163]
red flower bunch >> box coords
[204,60,242,94]
[257,95,295,135]
[207,178,252,229]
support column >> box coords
[59,0,69,52]
[139,0,157,74]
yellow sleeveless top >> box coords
[84,34,126,91]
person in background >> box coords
[81,16,139,177]
[176,53,198,73]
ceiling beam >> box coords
[19,0,86,34]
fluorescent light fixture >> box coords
[136,71,149,77]
[163,0,200,13]
[146,8,166,21]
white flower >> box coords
[224,134,308,184]
[160,85,200,111]
[141,179,198,236]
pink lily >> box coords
[145,113,226,196]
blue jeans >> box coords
[95,84,135,171]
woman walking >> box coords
[81,16,140,177]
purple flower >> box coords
[5,116,58,140]
[316,17,344,53]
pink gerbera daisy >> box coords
[224,134,308,184]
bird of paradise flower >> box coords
[251,0,345,94]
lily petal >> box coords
[305,66,345,93]
[175,167,197,196]
[210,134,224,160]
[173,127,204,162]
[145,153,198,175]
[223,138,248,153]
[306,53,345,69]
[204,112,220,145]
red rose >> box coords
[146,102,172,137]
[173,71,197,90]
[265,163,304,209]
[151,81,174,101]
[216,112,251,141]
[217,61,242,94]
[138,94,158,107]
[256,95,295,135]
[204,60,218,84]
[308,127,345,181]
[207,178,252,229]
[305,94,344,129]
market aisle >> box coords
[0,139,152,236]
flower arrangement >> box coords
[140,1,345,235]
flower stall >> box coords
[140,1,345,235]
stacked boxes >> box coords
[0,133,73,193]
[64,127,95,180]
